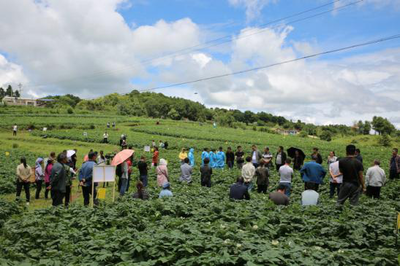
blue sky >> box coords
[0,0,399,127]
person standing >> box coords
[179,148,188,164]
[78,151,98,206]
[300,157,326,192]
[209,149,216,168]
[156,159,169,187]
[311,148,323,164]
[107,122,110,128]
[50,153,68,207]
[269,185,289,206]
[35,158,44,199]
[301,183,319,206]
[179,158,193,184]
[64,160,77,207]
[279,159,294,196]
[355,149,363,164]
[235,146,245,169]
[262,147,273,169]
[255,160,269,193]
[389,148,400,180]
[164,141,169,150]
[293,150,304,171]
[275,146,287,171]
[16,157,31,205]
[138,156,149,187]
[44,158,53,200]
[226,147,235,169]
[327,151,337,167]
[13,124,18,136]
[251,145,262,168]
[329,160,343,198]
[152,147,159,167]
[201,148,210,166]
[97,150,106,165]
[188,148,195,167]
[103,132,109,143]
[229,177,250,200]
[365,160,386,199]
[200,158,212,187]
[215,147,226,169]
[242,156,256,191]
[337,145,365,206]
[119,159,129,196]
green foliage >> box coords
[372,116,396,135]
[378,134,391,147]
[320,131,332,142]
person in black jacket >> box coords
[226,147,235,169]
[229,177,250,200]
[275,146,287,171]
[50,153,68,207]
[311,148,323,164]
[293,150,304,170]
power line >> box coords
[28,0,357,89]
[142,34,400,91]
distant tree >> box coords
[167,108,180,120]
[320,130,332,141]
[6,85,13,96]
[14,90,20,97]
[363,121,371,135]
[372,116,396,135]
[0,87,5,100]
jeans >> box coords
[120,178,128,196]
[201,178,211,187]
[252,163,259,168]
[227,161,234,169]
[65,185,71,207]
[35,180,43,199]
[329,183,341,198]
[82,185,97,206]
[45,182,51,199]
[237,162,243,169]
[337,182,361,206]
[257,184,268,193]
[16,180,30,202]
[389,170,399,180]
[244,182,253,191]
[366,186,381,199]
[52,190,65,206]
[140,175,148,187]
[279,182,291,197]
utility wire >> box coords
[142,33,400,91]
[28,0,356,89]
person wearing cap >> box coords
[156,159,169,187]
[35,158,45,199]
[78,151,98,206]
[159,182,173,198]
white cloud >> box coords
[228,0,277,22]
[0,55,28,92]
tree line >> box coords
[0,85,20,100]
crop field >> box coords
[0,109,399,265]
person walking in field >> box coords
[152,147,159,167]
[16,157,32,205]
[300,156,326,192]
[229,177,250,200]
[337,145,365,206]
[35,158,44,199]
[179,158,193,184]
[138,156,149,187]
[329,160,343,198]
[269,184,289,206]
[255,160,269,193]
[200,158,212,187]
[311,147,323,164]
[242,156,256,191]
[13,124,18,136]
[279,159,294,197]
[201,148,210,166]
[365,160,386,199]
[50,153,68,207]
[156,159,169,187]
[188,148,195,167]
[226,147,235,169]
[215,147,226,168]
[389,148,400,180]
[179,148,188,164]
[275,146,287,171]
[78,151,98,206]
[235,146,245,169]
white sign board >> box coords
[144,146,151,152]
[93,165,116,182]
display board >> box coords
[93,165,116,182]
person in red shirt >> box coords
[153,147,159,167]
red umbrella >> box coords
[111,149,134,166]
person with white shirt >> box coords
[365,160,386,199]
[329,160,343,198]
[279,159,294,197]
[302,182,319,206]
[13,124,17,136]
[242,156,256,191]
[103,132,109,143]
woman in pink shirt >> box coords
[44,159,54,199]
[156,159,169,187]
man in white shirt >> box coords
[329,160,343,198]
[103,132,109,143]
[13,124,17,136]
[242,156,255,191]
[301,182,319,206]
[279,159,294,196]
[365,160,386,199]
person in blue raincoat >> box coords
[209,149,216,168]
[201,148,210,165]
[215,147,226,168]
[188,148,195,167]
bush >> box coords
[319,131,332,142]
[378,134,391,147]
[67,107,74,114]
[299,131,308,138]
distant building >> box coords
[276,129,299,136]
[2,96,52,107]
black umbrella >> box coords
[287,147,305,159]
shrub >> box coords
[378,134,391,147]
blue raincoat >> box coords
[209,151,216,168]
[188,148,195,167]
[201,151,210,165]
[215,151,226,168]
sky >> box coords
[0,0,400,127]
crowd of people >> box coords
[14,140,400,208]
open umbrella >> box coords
[111,149,134,166]
[66,150,76,158]
[287,147,305,159]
